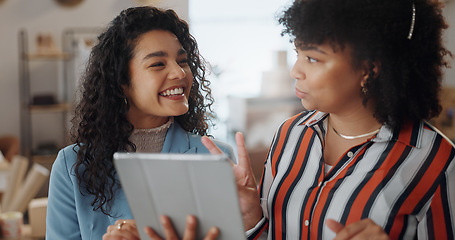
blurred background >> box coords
[0,0,304,183]
[0,2,454,236]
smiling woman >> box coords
[45,6,235,240]
[124,30,193,129]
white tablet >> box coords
[113,153,246,240]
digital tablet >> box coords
[113,153,246,240]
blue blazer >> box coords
[46,122,235,240]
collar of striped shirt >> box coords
[299,110,424,149]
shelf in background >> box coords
[32,154,57,166]
[29,103,71,113]
[25,52,72,60]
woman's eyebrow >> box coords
[299,45,327,54]
[142,51,167,63]
[142,49,187,63]
[294,41,327,54]
[177,48,187,56]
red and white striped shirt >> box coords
[247,111,455,240]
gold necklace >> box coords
[332,127,380,140]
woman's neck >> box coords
[129,116,170,129]
[129,118,173,153]
[323,108,381,165]
[328,109,382,137]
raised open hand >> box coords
[201,132,263,230]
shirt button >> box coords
[305,220,309,226]
[347,151,354,157]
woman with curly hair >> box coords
[202,0,455,239]
[46,6,233,240]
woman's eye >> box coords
[178,59,189,65]
[306,56,317,63]
[150,62,164,68]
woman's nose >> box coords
[169,63,187,80]
[290,60,305,81]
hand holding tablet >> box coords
[114,152,247,240]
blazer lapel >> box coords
[161,122,197,153]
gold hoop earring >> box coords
[124,98,128,105]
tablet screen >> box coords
[114,153,246,240]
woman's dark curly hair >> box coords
[71,6,213,215]
[280,0,452,128]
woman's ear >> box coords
[361,61,381,85]
[121,84,129,97]
[370,61,381,78]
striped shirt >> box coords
[247,111,455,240]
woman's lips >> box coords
[295,88,307,99]
[159,87,184,97]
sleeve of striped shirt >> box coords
[245,128,280,240]
[245,158,273,239]
[246,217,268,240]
[419,155,455,239]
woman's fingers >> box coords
[201,136,234,167]
[234,132,250,168]
[202,132,253,173]
[144,226,162,240]
[183,215,219,240]
[144,215,219,240]
[325,219,344,234]
[233,132,257,188]
[328,218,390,240]
[160,215,180,239]
[201,136,223,155]
[182,215,197,239]
[103,219,140,240]
[202,132,262,231]
[203,227,220,240]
